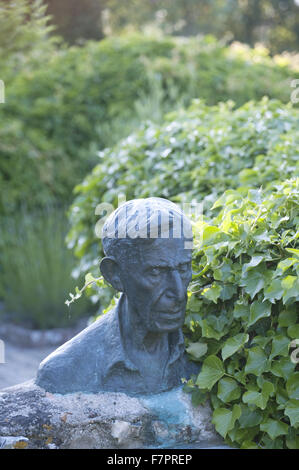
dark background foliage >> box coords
[44,0,299,54]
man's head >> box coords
[100,198,193,333]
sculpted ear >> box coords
[100,257,124,292]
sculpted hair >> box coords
[102,197,193,260]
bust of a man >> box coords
[36,198,198,395]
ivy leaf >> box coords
[276,384,289,406]
[227,422,259,443]
[261,435,285,449]
[240,266,269,299]
[219,284,237,301]
[196,355,225,390]
[282,276,299,304]
[240,441,259,449]
[202,283,222,303]
[251,335,271,349]
[274,258,297,276]
[253,229,271,243]
[242,255,264,273]
[233,303,250,320]
[262,381,275,397]
[271,357,295,380]
[248,300,271,328]
[244,347,269,376]
[201,320,224,340]
[260,419,289,440]
[242,382,274,410]
[286,373,299,399]
[186,342,208,361]
[285,248,299,258]
[208,314,229,333]
[278,308,297,327]
[85,272,97,284]
[212,404,241,438]
[234,370,246,386]
[238,405,263,428]
[191,388,208,407]
[221,333,249,361]
[281,275,297,289]
[201,225,220,245]
[270,335,290,360]
[263,279,284,303]
[217,377,241,403]
[287,324,299,339]
[286,436,299,449]
[214,261,232,282]
[284,400,299,427]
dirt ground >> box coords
[0,341,55,390]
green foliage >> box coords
[0,0,57,78]
[185,179,299,448]
[104,0,299,53]
[140,36,299,106]
[68,98,299,287]
[1,28,298,215]
[0,33,180,215]
[0,208,89,329]
[65,273,106,307]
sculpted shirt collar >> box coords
[102,293,186,378]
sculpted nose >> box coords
[167,270,185,302]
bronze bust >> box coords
[36,198,198,395]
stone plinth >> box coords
[0,380,225,449]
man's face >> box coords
[120,238,192,333]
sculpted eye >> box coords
[179,263,190,274]
[180,264,189,272]
[150,267,161,276]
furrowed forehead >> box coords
[131,238,193,266]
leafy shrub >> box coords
[184,179,299,449]
[0,208,90,329]
[0,0,57,78]
[145,37,299,107]
[0,117,87,215]
[0,33,176,215]
[1,30,298,215]
[67,98,299,287]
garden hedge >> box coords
[67,98,299,284]
[1,32,298,215]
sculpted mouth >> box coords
[159,309,184,319]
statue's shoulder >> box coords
[63,309,116,352]
[35,308,117,393]
[46,309,115,360]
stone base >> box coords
[0,380,226,449]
